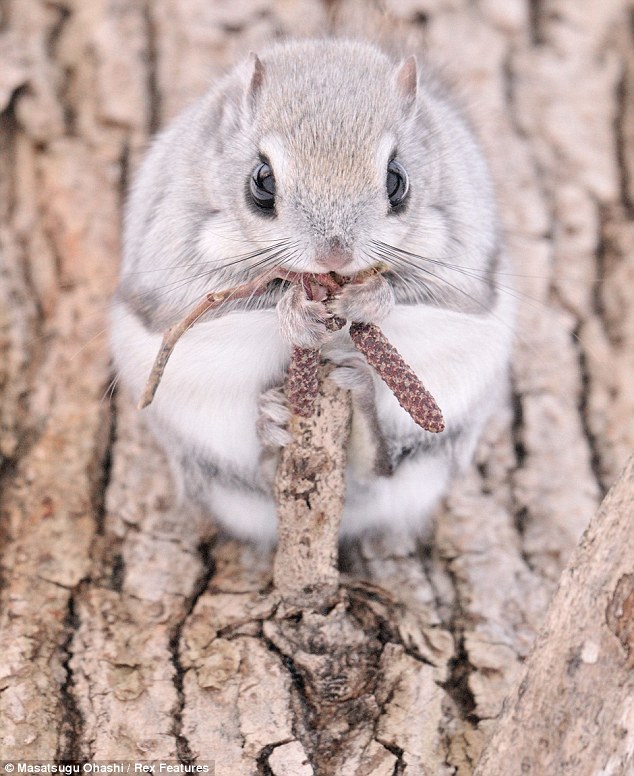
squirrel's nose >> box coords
[314,239,353,271]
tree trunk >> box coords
[1,1,633,774]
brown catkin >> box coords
[349,322,445,433]
[285,315,347,418]
[286,346,322,417]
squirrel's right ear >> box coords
[246,52,265,109]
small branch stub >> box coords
[273,364,352,610]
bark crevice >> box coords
[169,538,218,764]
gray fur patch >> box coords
[386,424,461,472]
[181,451,269,501]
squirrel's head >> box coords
[212,40,427,274]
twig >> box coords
[137,268,282,409]
[137,266,444,434]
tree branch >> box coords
[273,365,351,610]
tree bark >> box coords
[474,454,634,775]
[0,0,633,774]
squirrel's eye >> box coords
[387,159,409,209]
[250,161,276,211]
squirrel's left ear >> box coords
[246,52,265,108]
[395,55,418,105]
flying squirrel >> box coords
[110,39,515,543]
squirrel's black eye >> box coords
[387,159,409,209]
[250,161,276,211]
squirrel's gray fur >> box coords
[110,38,515,542]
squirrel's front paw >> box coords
[325,346,376,407]
[256,385,292,450]
[331,272,394,323]
[325,345,392,478]
[277,283,333,348]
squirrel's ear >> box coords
[395,55,418,105]
[247,52,265,107]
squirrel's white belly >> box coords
[111,306,288,472]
